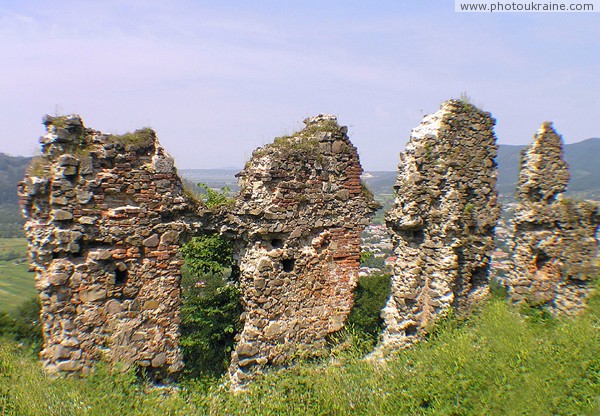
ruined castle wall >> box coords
[19,116,196,377]
[225,115,377,386]
[378,100,500,353]
[507,123,599,315]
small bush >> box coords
[0,297,42,350]
[179,234,242,379]
[195,182,233,209]
[347,273,391,342]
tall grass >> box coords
[1,294,599,415]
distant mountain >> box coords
[0,138,597,235]
[562,138,600,198]
[364,138,600,202]
[0,153,31,205]
[497,138,600,200]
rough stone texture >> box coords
[507,122,599,315]
[18,115,196,378]
[224,115,377,386]
[19,113,377,387]
[378,100,500,354]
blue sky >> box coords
[0,0,598,170]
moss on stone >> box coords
[26,157,51,178]
[109,128,155,149]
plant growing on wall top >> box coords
[195,182,234,209]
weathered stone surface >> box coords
[507,123,599,315]
[52,209,73,221]
[225,114,377,387]
[377,100,500,354]
[19,115,195,379]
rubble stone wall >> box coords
[21,108,596,384]
[378,100,500,353]
[18,115,196,378]
[225,115,377,386]
[507,122,599,315]
[19,114,375,385]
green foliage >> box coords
[347,273,391,342]
[180,235,235,276]
[1,294,600,414]
[272,136,320,154]
[359,250,385,269]
[489,276,508,299]
[108,128,155,149]
[459,91,472,104]
[195,182,233,209]
[25,156,50,178]
[360,181,374,202]
[0,297,42,350]
[464,202,476,216]
[255,124,329,162]
[423,142,433,159]
[359,250,372,265]
[179,234,242,379]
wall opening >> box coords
[178,233,243,379]
[405,324,418,337]
[534,251,550,270]
[115,265,128,285]
[282,258,295,272]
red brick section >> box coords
[226,114,378,388]
[19,116,194,379]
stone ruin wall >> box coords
[507,122,599,315]
[18,115,197,378]
[378,100,501,353]
[225,115,377,385]
[19,113,375,384]
[18,105,598,383]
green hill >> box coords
[496,138,600,200]
[0,153,31,237]
[362,138,600,203]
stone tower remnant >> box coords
[378,100,500,354]
[19,113,377,386]
[225,114,377,386]
[19,115,194,378]
[507,122,599,314]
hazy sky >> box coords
[1,0,598,170]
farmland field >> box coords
[0,238,35,312]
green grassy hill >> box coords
[0,238,34,312]
[1,291,599,415]
[0,153,31,238]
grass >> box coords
[0,238,35,313]
[108,128,155,150]
[1,290,599,415]
[253,119,339,161]
[25,156,51,178]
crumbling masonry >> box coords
[19,105,597,383]
[19,114,375,383]
[378,100,501,353]
[224,115,377,385]
[507,122,599,315]
[18,115,196,378]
